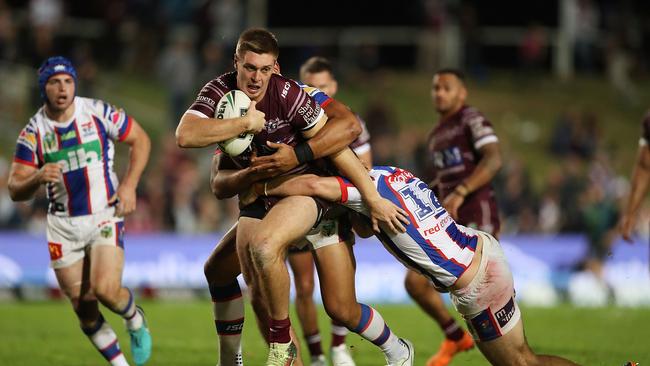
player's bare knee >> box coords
[323,299,354,327]
[92,281,120,305]
[294,278,315,298]
[249,237,282,269]
[404,274,427,298]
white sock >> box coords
[210,281,245,365]
[352,304,407,363]
[82,314,130,366]
[118,288,143,331]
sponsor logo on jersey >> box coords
[81,121,94,137]
[44,132,57,151]
[387,169,414,184]
[48,242,63,260]
[433,146,463,169]
[281,81,291,98]
[100,225,113,239]
[298,99,318,122]
[43,140,102,173]
[60,130,77,142]
[494,297,516,328]
[18,130,37,146]
[197,95,215,106]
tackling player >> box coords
[248,166,580,366]
[8,57,152,366]
[404,68,503,366]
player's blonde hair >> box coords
[235,28,279,59]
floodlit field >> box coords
[0,301,648,365]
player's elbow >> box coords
[7,185,28,202]
[347,117,362,141]
[210,179,234,200]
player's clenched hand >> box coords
[367,197,409,234]
[618,214,635,243]
[244,101,266,133]
[250,141,299,174]
[38,163,63,184]
[442,193,463,221]
[110,184,137,217]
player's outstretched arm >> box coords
[330,148,409,233]
[8,162,62,201]
[620,144,650,242]
[250,99,360,174]
[111,120,151,216]
[240,174,342,206]
[176,101,265,148]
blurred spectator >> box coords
[0,0,17,62]
[71,42,98,97]
[566,0,601,73]
[0,157,22,229]
[197,39,227,86]
[158,26,198,127]
[28,0,63,63]
[519,23,548,75]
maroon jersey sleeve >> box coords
[641,110,650,146]
[277,75,324,132]
[461,107,498,150]
[186,72,237,119]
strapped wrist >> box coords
[294,142,314,165]
[455,183,469,197]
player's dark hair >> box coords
[236,28,279,59]
[435,68,465,84]
[300,56,334,79]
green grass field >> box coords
[0,301,648,365]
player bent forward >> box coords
[8,56,152,366]
[244,167,580,366]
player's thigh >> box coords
[54,256,86,299]
[404,268,433,295]
[89,245,125,293]
[313,241,357,311]
[205,222,241,285]
[475,319,535,366]
[252,196,319,253]
[288,249,316,296]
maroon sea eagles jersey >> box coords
[187,72,324,174]
[427,105,500,235]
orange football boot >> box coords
[426,331,475,366]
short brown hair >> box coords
[235,28,279,59]
[300,56,334,79]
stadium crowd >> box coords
[1,0,649,243]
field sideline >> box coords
[0,301,648,365]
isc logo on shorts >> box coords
[48,242,63,260]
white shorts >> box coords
[295,218,355,251]
[46,208,125,269]
[450,232,521,342]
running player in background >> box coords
[403,68,503,366]
[285,56,372,366]
[8,56,152,366]
[247,166,580,366]
[619,110,650,242]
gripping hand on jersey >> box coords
[250,141,299,175]
[443,193,464,221]
[244,101,266,133]
[38,163,63,184]
[109,184,136,217]
[366,197,410,234]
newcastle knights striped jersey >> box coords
[13,97,133,217]
[338,166,479,289]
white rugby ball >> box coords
[214,90,255,156]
